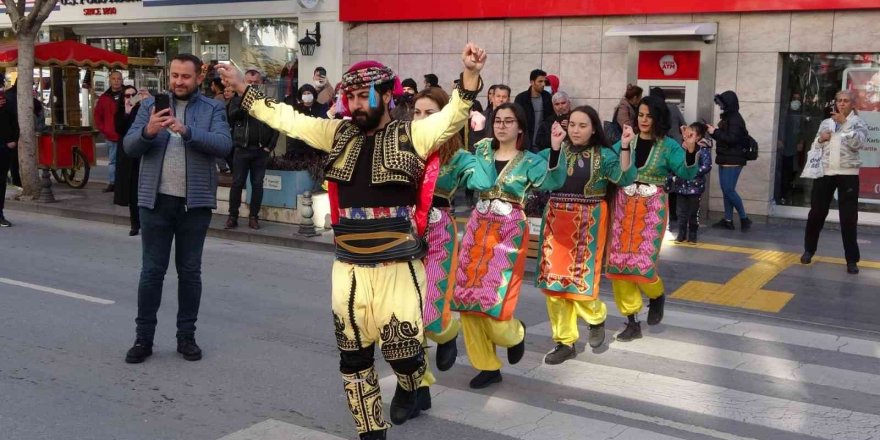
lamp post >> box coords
[297,22,321,56]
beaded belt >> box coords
[622,183,662,198]
[475,199,523,216]
[549,193,605,204]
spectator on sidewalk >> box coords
[650,87,686,143]
[514,68,553,146]
[401,78,418,96]
[485,84,497,113]
[313,66,334,105]
[778,92,805,204]
[801,90,868,275]
[3,81,43,187]
[546,74,560,95]
[211,78,228,103]
[94,70,125,193]
[614,84,643,130]
[226,68,280,231]
[671,122,713,244]
[424,73,440,90]
[122,53,233,364]
[534,91,572,152]
[0,90,19,227]
[114,85,142,236]
[709,90,752,232]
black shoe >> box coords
[688,228,698,244]
[0,216,11,227]
[417,386,432,411]
[847,262,859,274]
[225,216,238,230]
[647,295,666,326]
[616,318,642,342]
[800,251,813,265]
[125,339,153,364]
[469,370,502,389]
[544,343,576,365]
[674,227,687,243]
[359,429,387,440]
[507,320,526,365]
[129,228,140,236]
[588,322,605,348]
[176,336,202,361]
[389,383,420,424]
[102,184,115,193]
[740,217,752,232]
[712,219,735,230]
[435,336,458,372]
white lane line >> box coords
[602,307,880,359]
[0,277,115,305]
[217,419,345,440]
[562,399,760,440]
[530,322,880,396]
[492,352,880,440]
[378,376,687,440]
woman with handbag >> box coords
[801,90,868,274]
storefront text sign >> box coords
[61,0,142,5]
[845,67,880,202]
[264,175,283,191]
[638,51,700,80]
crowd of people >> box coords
[1,41,869,440]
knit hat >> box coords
[340,60,403,109]
[401,78,418,92]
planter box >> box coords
[247,169,317,209]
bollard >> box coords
[37,168,56,203]
[297,191,319,237]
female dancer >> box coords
[536,106,635,364]
[606,96,699,341]
[452,102,565,389]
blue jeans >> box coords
[135,194,212,341]
[718,166,747,221]
[107,141,118,185]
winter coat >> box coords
[614,98,637,130]
[711,91,748,166]
[514,89,553,144]
[123,90,233,210]
[812,111,868,175]
[94,89,123,141]
[114,102,141,207]
[670,138,713,196]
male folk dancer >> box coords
[218,44,485,440]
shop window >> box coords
[776,54,880,213]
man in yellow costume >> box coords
[217,44,485,440]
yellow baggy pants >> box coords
[460,313,524,372]
[545,294,607,346]
[611,277,665,316]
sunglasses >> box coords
[125,94,136,98]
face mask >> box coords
[544,86,553,94]
[314,79,326,88]
[790,100,801,111]
[302,93,314,104]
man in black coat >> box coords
[514,69,553,147]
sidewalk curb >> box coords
[5,199,336,254]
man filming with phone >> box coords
[122,54,233,364]
[313,66,334,105]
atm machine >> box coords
[636,50,703,124]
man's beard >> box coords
[352,100,386,131]
[173,87,197,101]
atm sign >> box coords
[638,51,701,80]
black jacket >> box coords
[533,112,570,152]
[711,91,748,166]
[514,89,553,144]
[114,102,141,207]
[228,94,280,150]
[0,104,19,144]
[283,94,329,153]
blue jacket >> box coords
[123,91,233,210]
[668,139,713,196]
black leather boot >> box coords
[616,315,642,342]
[435,336,458,372]
[389,383,420,425]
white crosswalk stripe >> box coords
[217,419,346,440]
[219,309,880,440]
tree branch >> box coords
[33,0,58,24]
[2,0,23,29]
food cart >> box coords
[0,40,128,188]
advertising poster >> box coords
[844,67,880,203]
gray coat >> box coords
[123,91,233,210]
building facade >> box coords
[340,1,880,224]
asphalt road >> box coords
[2,211,879,440]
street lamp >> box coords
[298,22,321,56]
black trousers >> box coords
[676,194,701,232]
[804,175,860,263]
[668,192,678,222]
[228,147,270,219]
[0,146,10,215]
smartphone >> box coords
[154,94,170,114]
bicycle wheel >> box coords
[62,149,91,189]
[50,169,66,183]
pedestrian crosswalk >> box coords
[220,307,880,440]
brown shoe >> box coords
[248,217,260,230]
[225,216,238,229]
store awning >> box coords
[604,23,718,38]
[0,40,128,69]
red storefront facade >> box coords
[340,1,880,223]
